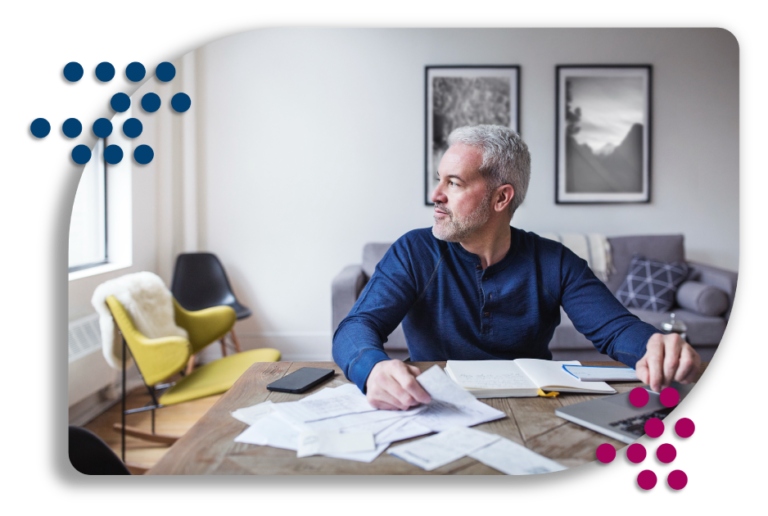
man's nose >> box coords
[431,183,446,204]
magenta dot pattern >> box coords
[660,387,680,408]
[626,443,646,464]
[637,470,657,490]
[629,387,649,408]
[668,470,688,490]
[595,387,696,491]
[675,417,695,438]
[596,443,616,463]
[644,417,664,438]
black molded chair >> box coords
[69,426,131,475]
[171,253,251,365]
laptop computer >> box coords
[554,382,695,444]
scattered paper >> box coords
[272,391,376,424]
[469,437,567,475]
[374,417,432,445]
[231,400,274,426]
[412,365,506,431]
[234,413,304,450]
[297,430,375,458]
[388,427,501,471]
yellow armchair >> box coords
[104,295,280,464]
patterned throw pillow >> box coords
[616,255,689,312]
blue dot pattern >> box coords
[104,145,124,165]
[93,118,113,138]
[63,118,82,138]
[111,93,131,113]
[134,145,154,165]
[64,62,84,82]
[123,118,143,138]
[141,93,161,113]
[72,145,92,164]
[156,62,176,82]
[31,118,51,138]
[126,62,146,82]
[95,62,116,82]
[171,93,192,113]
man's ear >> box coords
[494,185,515,213]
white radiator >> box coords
[68,314,115,406]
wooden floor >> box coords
[84,386,223,472]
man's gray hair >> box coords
[447,125,531,217]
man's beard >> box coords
[432,191,492,242]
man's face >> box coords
[431,144,493,242]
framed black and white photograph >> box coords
[425,66,520,205]
[556,65,651,204]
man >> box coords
[332,125,701,411]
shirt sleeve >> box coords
[332,239,420,392]
[559,247,659,368]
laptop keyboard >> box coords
[608,406,675,437]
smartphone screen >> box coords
[266,367,335,394]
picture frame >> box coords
[425,65,520,205]
[555,65,652,204]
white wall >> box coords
[69,29,739,361]
[186,28,738,361]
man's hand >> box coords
[635,333,701,392]
[365,360,432,410]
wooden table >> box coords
[148,361,705,475]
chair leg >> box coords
[229,328,242,354]
[112,423,179,444]
[185,355,195,375]
[220,339,227,357]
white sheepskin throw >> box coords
[91,271,188,369]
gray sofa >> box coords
[332,234,737,363]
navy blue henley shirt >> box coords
[332,226,659,392]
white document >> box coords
[469,437,568,475]
[412,365,506,431]
[374,417,432,445]
[388,427,501,471]
[304,405,425,433]
[272,391,376,424]
[322,442,390,463]
[234,413,305,450]
[231,400,274,426]
[297,430,375,458]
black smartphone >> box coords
[266,367,335,394]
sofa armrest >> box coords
[686,261,738,319]
[332,264,368,332]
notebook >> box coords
[444,359,616,398]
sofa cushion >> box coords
[362,243,392,279]
[676,281,729,317]
[616,255,688,312]
[605,235,685,294]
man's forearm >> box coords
[332,319,391,392]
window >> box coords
[69,139,107,272]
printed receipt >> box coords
[411,365,506,431]
[388,427,501,471]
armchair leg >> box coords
[185,355,195,375]
[220,339,227,357]
[112,423,179,445]
[229,328,242,354]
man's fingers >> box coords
[675,345,701,384]
[407,364,422,377]
[635,357,649,385]
[662,336,683,389]
[396,367,431,404]
[646,335,664,392]
[368,385,408,411]
[381,373,419,410]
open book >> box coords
[445,359,616,398]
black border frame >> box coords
[424,65,521,206]
[555,64,652,205]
